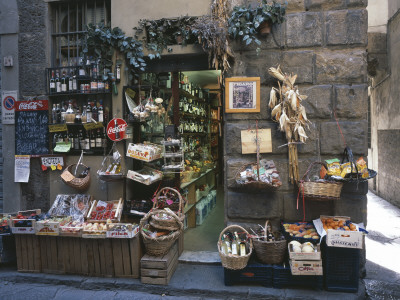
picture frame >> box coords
[225,77,260,113]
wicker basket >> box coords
[150,187,184,231]
[140,209,183,256]
[252,220,287,265]
[61,163,91,192]
[234,162,282,192]
[299,161,343,201]
[218,225,253,270]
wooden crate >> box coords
[39,236,64,274]
[111,235,142,278]
[140,241,178,285]
[15,234,41,273]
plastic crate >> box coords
[273,263,323,290]
[224,261,273,287]
[322,242,360,293]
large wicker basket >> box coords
[252,220,287,265]
[61,163,91,192]
[150,187,185,231]
[218,225,253,270]
[140,209,183,256]
[299,161,343,201]
[234,162,282,192]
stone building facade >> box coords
[0,0,369,271]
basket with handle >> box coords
[61,151,90,192]
[252,220,287,265]
[150,187,184,231]
[218,225,253,270]
[336,146,377,182]
[299,161,343,201]
[140,209,183,256]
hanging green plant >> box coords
[228,0,286,54]
[134,16,197,59]
[83,23,146,80]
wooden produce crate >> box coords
[126,167,163,185]
[110,235,142,278]
[35,220,60,236]
[38,236,65,274]
[15,234,41,273]
[0,213,15,236]
[82,222,107,239]
[140,241,178,285]
[59,221,83,237]
[86,198,123,223]
[11,209,41,234]
[106,223,139,238]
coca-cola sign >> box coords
[16,100,48,111]
[107,118,128,142]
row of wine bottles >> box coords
[51,100,109,124]
[52,128,107,151]
[220,231,248,256]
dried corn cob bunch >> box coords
[268,65,311,183]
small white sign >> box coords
[41,156,64,167]
[15,155,30,183]
[2,90,17,124]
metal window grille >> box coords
[51,0,110,67]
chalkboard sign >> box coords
[15,100,49,155]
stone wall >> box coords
[369,9,400,208]
[224,0,369,228]
[17,0,51,211]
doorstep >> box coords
[178,250,221,265]
[0,264,366,299]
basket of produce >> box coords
[325,147,377,183]
[61,151,90,191]
[235,159,282,192]
[251,220,287,265]
[140,209,183,256]
[180,171,194,183]
[281,222,320,244]
[218,225,253,270]
[150,187,184,230]
[298,161,343,201]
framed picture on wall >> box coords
[225,77,260,113]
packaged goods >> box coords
[126,143,162,162]
[356,157,369,178]
[340,162,357,178]
[325,159,341,176]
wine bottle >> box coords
[92,101,98,122]
[95,129,102,148]
[74,131,80,150]
[68,71,73,91]
[85,131,90,150]
[232,231,239,256]
[72,71,77,91]
[79,129,85,150]
[90,130,96,149]
[221,235,228,255]
[224,234,232,255]
[86,102,92,123]
[56,104,61,123]
[61,71,67,92]
[52,104,57,124]
[55,72,61,93]
[115,64,121,83]
[50,71,56,93]
[68,130,74,147]
[98,100,104,122]
[60,101,66,123]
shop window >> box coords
[51,0,111,67]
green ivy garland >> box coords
[83,23,146,80]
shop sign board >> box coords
[107,118,127,142]
[40,156,64,167]
[2,90,17,124]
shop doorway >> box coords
[124,67,225,254]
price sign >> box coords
[106,118,127,142]
[83,122,104,131]
[48,124,68,133]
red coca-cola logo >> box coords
[16,100,49,111]
[107,118,127,142]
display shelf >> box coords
[181,132,207,136]
[184,203,195,214]
[48,91,111,97]
[180,112,208,120]
[180,168,215,189]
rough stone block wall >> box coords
[225,0,368,229]
[17,0,50,211]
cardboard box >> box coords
[290,260,323,276]
[106,223,139,238]
[126,143,162,162]
[35,220,60,236]
[127,167,163,185]
[288,244,321,261]
[86,198,123,222]
[318,216,364,249]
[11,219,36,234]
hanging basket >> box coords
[97,143,125,182]
[252,220,287,265]
[334,147,377,183]
[299,161,343,201]
[61,152,90,192]
[140,209,183,256]
[218,225,253,270]
[150,187,184,230]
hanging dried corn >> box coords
[268,66,311,184]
